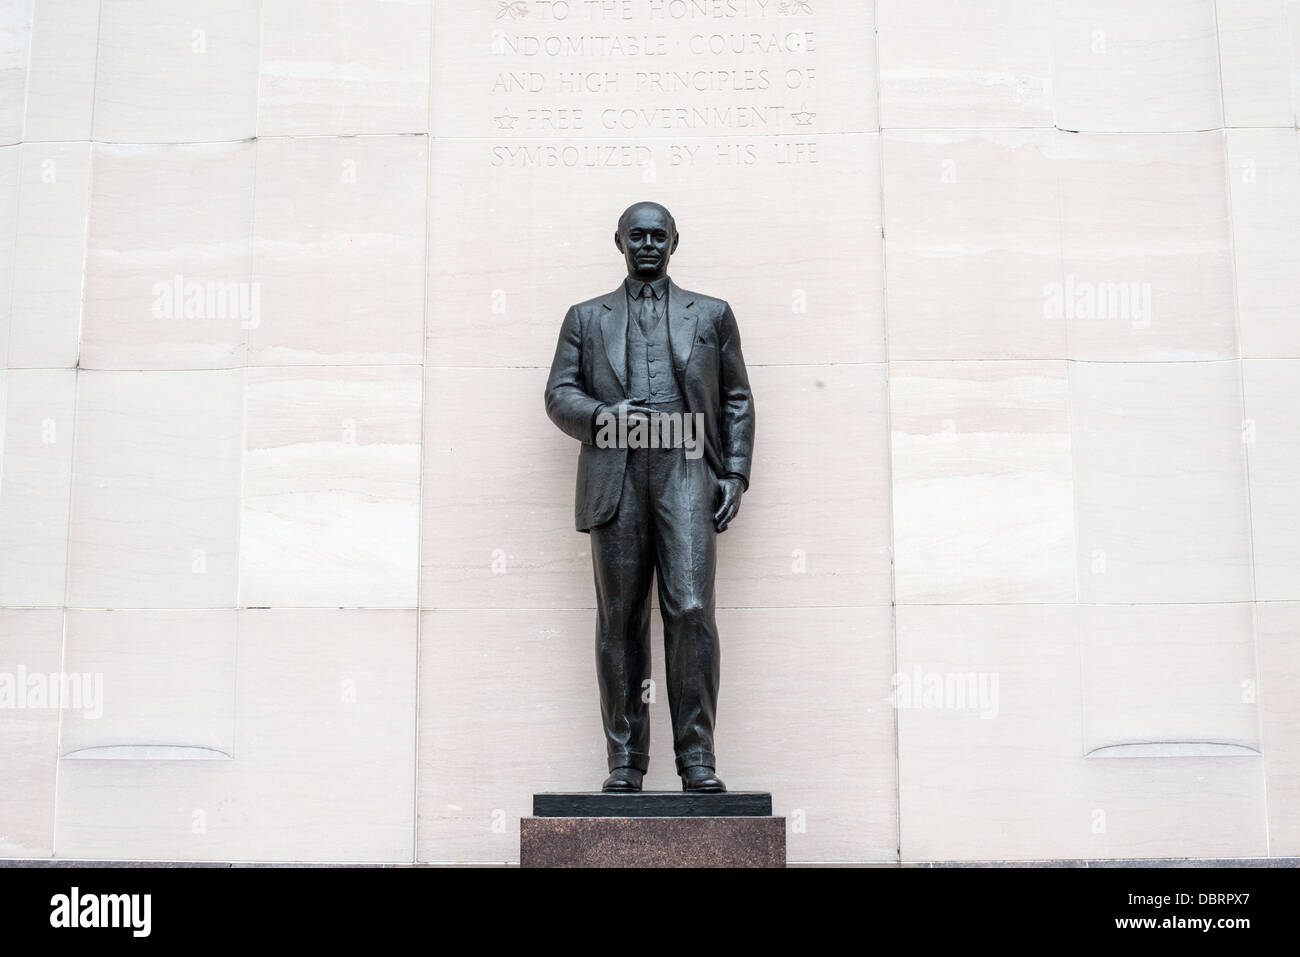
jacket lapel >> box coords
[667,279,698,380]
[599,285,629,395]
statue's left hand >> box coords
[713,476,744,533]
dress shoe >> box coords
[680,766,726,792]
[602,767,643,792]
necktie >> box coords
[638,283,657,335]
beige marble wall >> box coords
[1,0,1298,864]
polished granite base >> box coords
[522,791,785,868]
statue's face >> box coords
[615,206,678,280]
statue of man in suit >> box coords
[544,201,756,793]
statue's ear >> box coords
[671,233,680,253]
[614,231,624,252]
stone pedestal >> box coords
[521,792,785,868]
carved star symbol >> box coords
[780,0,814,14]
[791,109,816,126]
[494,112,519,129]
[496,1,528,19]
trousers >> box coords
[589,402,720,775]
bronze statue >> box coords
[544,202,756,793]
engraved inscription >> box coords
[476,0,833,164]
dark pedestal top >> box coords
[532,791,772,818]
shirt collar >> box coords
[624,274,668,300]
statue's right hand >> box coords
[600,400,656,425]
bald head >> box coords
[617,201,676,236]
[615,202,679,281]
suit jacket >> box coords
[544,278,756,532]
